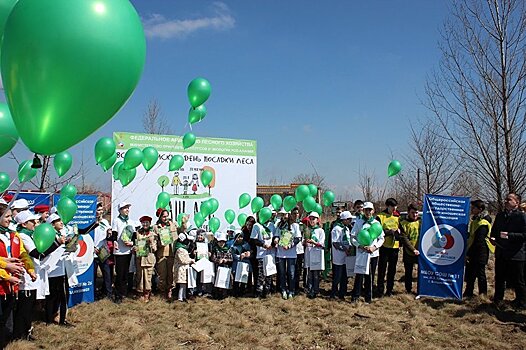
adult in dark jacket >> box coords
[464,200,491,297]
[490,193,526,308]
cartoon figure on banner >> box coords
[182,177,190,195]
[191,174,199,194]
[172,171,181,194]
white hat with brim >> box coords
[340,211,353,220]
[15,210,40,224]
[118,202,132,210]
[216,232,227,242]
[10,199,29,210]
[308,212,320,219]
[46,213,61,224]
[363,202,374,210]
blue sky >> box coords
[3,0,450,198]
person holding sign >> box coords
[330,211,353,300]
[173,233,195,302]
[304,212,325,299]
[490,193,526,309]
[134,216,157,302]
[112,202,134,304]
[399,204,421,294]
[275,207,301,300]
[351,202,385,304]
[211,232,233,299]
[154,209,177,300]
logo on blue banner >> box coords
[418,194,470,300]
[53,194,97,307]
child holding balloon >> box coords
[350,202,385,303]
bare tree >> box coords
[142,99,172,135]
[425,0,526,208]
[398,120,461,203]
[357,166,381,203]
[291,173,326,189]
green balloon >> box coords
[118,166,136,187]
[295,185,310,202]
[224,209,235,224]
[1,0,146,155]
[283,196,297,212]
[188,105,207,125]
[187,78,211,108]
[357,229,373,246]
[0,102,18,158]
[308,184,318,197]
[60,184,77,200]
[369,222,383,240]
[323,191,335,207]
[17,160,37,183]
[122,148,143,170]
[258,207,272,224]
[157,175,169,188]
[251,196,264,214]
[314,203,323,216]
[33,223,56,253]
[201,170,213,187]
[194,212,205,228]
[270,194,282,211]
[388,160,402,177]
[237,213,247,227]
[182,132,196,149]
[100,152,117,172]
[0,0,17,39]
[157,192,171,209]
[208,198,219,215]
[0,172,10,192]
[209,217,220,234]
[141,146,158,172]
[53,151,72,178]
[303,196,316,212]
[112,161,123,181]
[239,193,251,209]
[57,196,77,224]
[94,137,116,164]
[169,155,184,171]
[200,200,213,217]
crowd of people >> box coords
[0,191,525,347]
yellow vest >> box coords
[377,211,400,249]
[468,218,494,254]
[400,219,421,255]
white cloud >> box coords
[143,2,235,40]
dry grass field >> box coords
[6,258,526,350]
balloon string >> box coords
[0,181,24,222]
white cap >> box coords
[14,210,40,224]
[216,232,227,241]
[227,225,236,232]
[50,206,57,215]
[0,199,6,205]
[46,213,61,224]
[279,208,287,214]
[234,229,243,236]
[10,199,29,210]
[340,211,352,220]
[118,202,132,210]
[308,212,320,218]
[363,202,374,210]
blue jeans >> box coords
[330,263,348,298]
[94,257,113,297]
[277,257,296,294]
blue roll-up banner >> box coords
[53,194,97,307]
[418,194,470,300]
[7,191,51,211]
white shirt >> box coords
[304,227,325,268]
[331,223,351,265]
[112,216,133,255]
[350,217,385,258]
[19,233,42,291]
[250,222,274,259]
[275,222,301,259]
[93,218,110,256]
